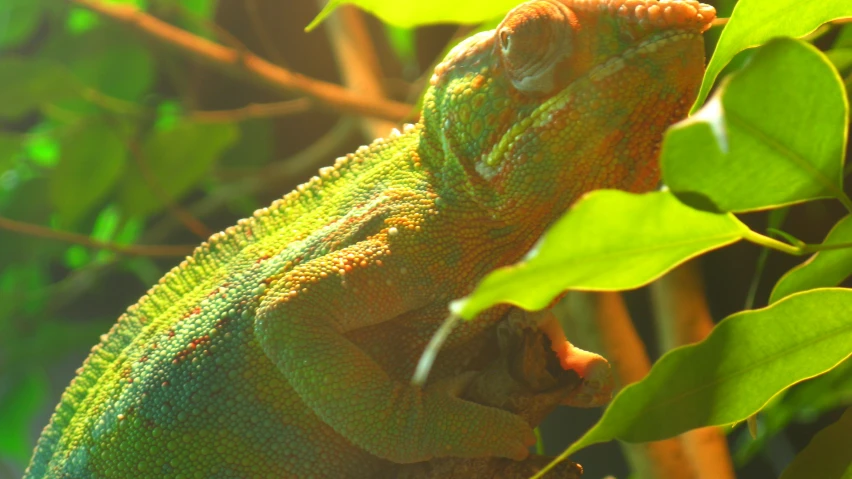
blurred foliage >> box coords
[1,0,852,478]
[308,0,521,30]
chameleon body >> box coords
[25,0,714,477]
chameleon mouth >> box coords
[479,29,700,173]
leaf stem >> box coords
[802,241,852,253]
[0,215,194,257]
[743,229,852,256]
[412,314,460,387]
[743,229,802,255]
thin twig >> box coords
[191,98,313,122]
[70,0,415,123]
[0,216,194,257]
[321,3,397,139]
[80,87,148,116]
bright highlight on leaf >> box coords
[535,288,852,478]
[694,0,852,110]
[307,0,521,31]
[771,215,852,303]
[662,38,849,213]
[452,190,747,319]
[51,120,128,225]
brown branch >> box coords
[651,261,736,479]
[191,98,313,122]
[0,216,194,257]
[557,292,694,479]
[70,0,415,123]
[321,3,397,139]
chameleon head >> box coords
[421,0,715,225]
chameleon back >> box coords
[25,132,426,478]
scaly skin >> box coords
[25,1,714,477]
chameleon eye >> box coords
[496,0,576,94]
[499,29,512,52]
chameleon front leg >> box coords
[511,309,614,407]
[255,238,535,463]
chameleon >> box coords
[25,0,714,477]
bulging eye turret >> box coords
[496,0,576,94]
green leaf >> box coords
[694,0,852,109]
[91,205,121,263]
[307,0,520,30]
[735,357,852,464]
[0,178,56,271]
[66,7,100,34]
[91,205,121,243]
[3,317,112,370]
[547,288,852,467]
[662,38,849,213]
[770,215,852,304]
[453,190,746,320]
[180,0,216,19]
[837,24,852,49]
[0,133,23,173]
[25,122,61,167]
[49,24,154,105]
[219,120,272,168]
[51,119,127,225]
[0,373,48,465]
[119,121,239,216]
[384,24,418,73]
[826,48,852,76]
[0,0,45,48]
[0,58,80,120]
[64,244,90,269]
[779,406,852,479]
[154,100,182,131]
[66,1,146,35]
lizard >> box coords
[24,0,714,477]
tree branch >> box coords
[557,292,694,479]
[191,98,313,123]
[69,0,415,123]
[651,261,736,479]
[321,4,397,139]
[0,216,194,257]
